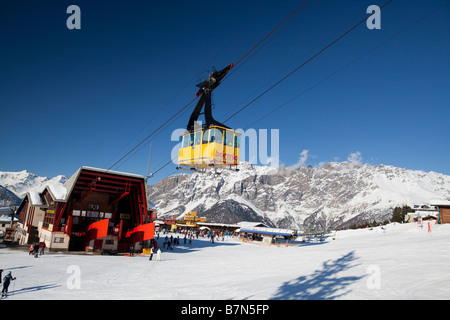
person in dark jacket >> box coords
[33,243,40,257]
[2,271,16,297]
[39,241,46,255]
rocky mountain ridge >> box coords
[148,161,450,230]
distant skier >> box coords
[2,271,16,297]
[0,269,3,284]
[33,243,40,258]
[156,248,161,261]
[149,247,154,261]
[39,241,46,255]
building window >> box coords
[72,210,81,217]
[43,211,55,229]
[87,211,97,218]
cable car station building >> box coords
[15,167,154,253]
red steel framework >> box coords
[48,168,150,248]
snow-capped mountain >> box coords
[148,162,450,230]
[0,170,67,206]
[0,185,21,207]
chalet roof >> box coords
[27,190,45,206]
[45,184,67,202]
[430,199,450,207]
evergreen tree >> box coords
[391,205,412,223]
[391,206,402,223]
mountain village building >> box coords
[15,167,154,252]
[430,200,450,224]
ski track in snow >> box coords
[1,223,450,300]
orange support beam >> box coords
[108,191,129,206]
[85,219,110,242]
[125,222,155,242]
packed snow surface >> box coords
[1,223,450,300]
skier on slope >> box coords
[2,271,16,297]
[33,243,40,258]
[149,247,154,261]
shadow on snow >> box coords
[153,238,239,254]
[7,284,61,297]
[270,251,364,300]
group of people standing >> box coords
[148,238,161,261]
[28,242,46,257]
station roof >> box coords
[240,226,296,237]
[197,222,240,228]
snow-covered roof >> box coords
[27,191,45,206]
[79,166,145,180]
[240,226,296,237]
[197,222,240,228]
[414,210,439,216]
[237,221,269,228]
[430,199,450,207]
[46,184,67,202]
[0,214,18,223]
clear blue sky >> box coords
[1,0,449,182]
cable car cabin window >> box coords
[209,128,223,144]
[235,135,241,148]
[182,135,189,148]
[189,133,195,146]
[224,131,234,147]
[202,130,209,144]
[194,132,201,145]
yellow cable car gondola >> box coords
[177,64,241,173]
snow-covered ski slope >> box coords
[1,222,449,300]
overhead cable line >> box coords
[145,0,395,179]
[223,0,393,124]
[244,0,450,130]
[147,0,450,180]
[234,0,311,67]
[106,1,313,172]
[224,0,313,81]
[106,96,198,172]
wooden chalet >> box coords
[430,200,450,224]
[15,167,154,252]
